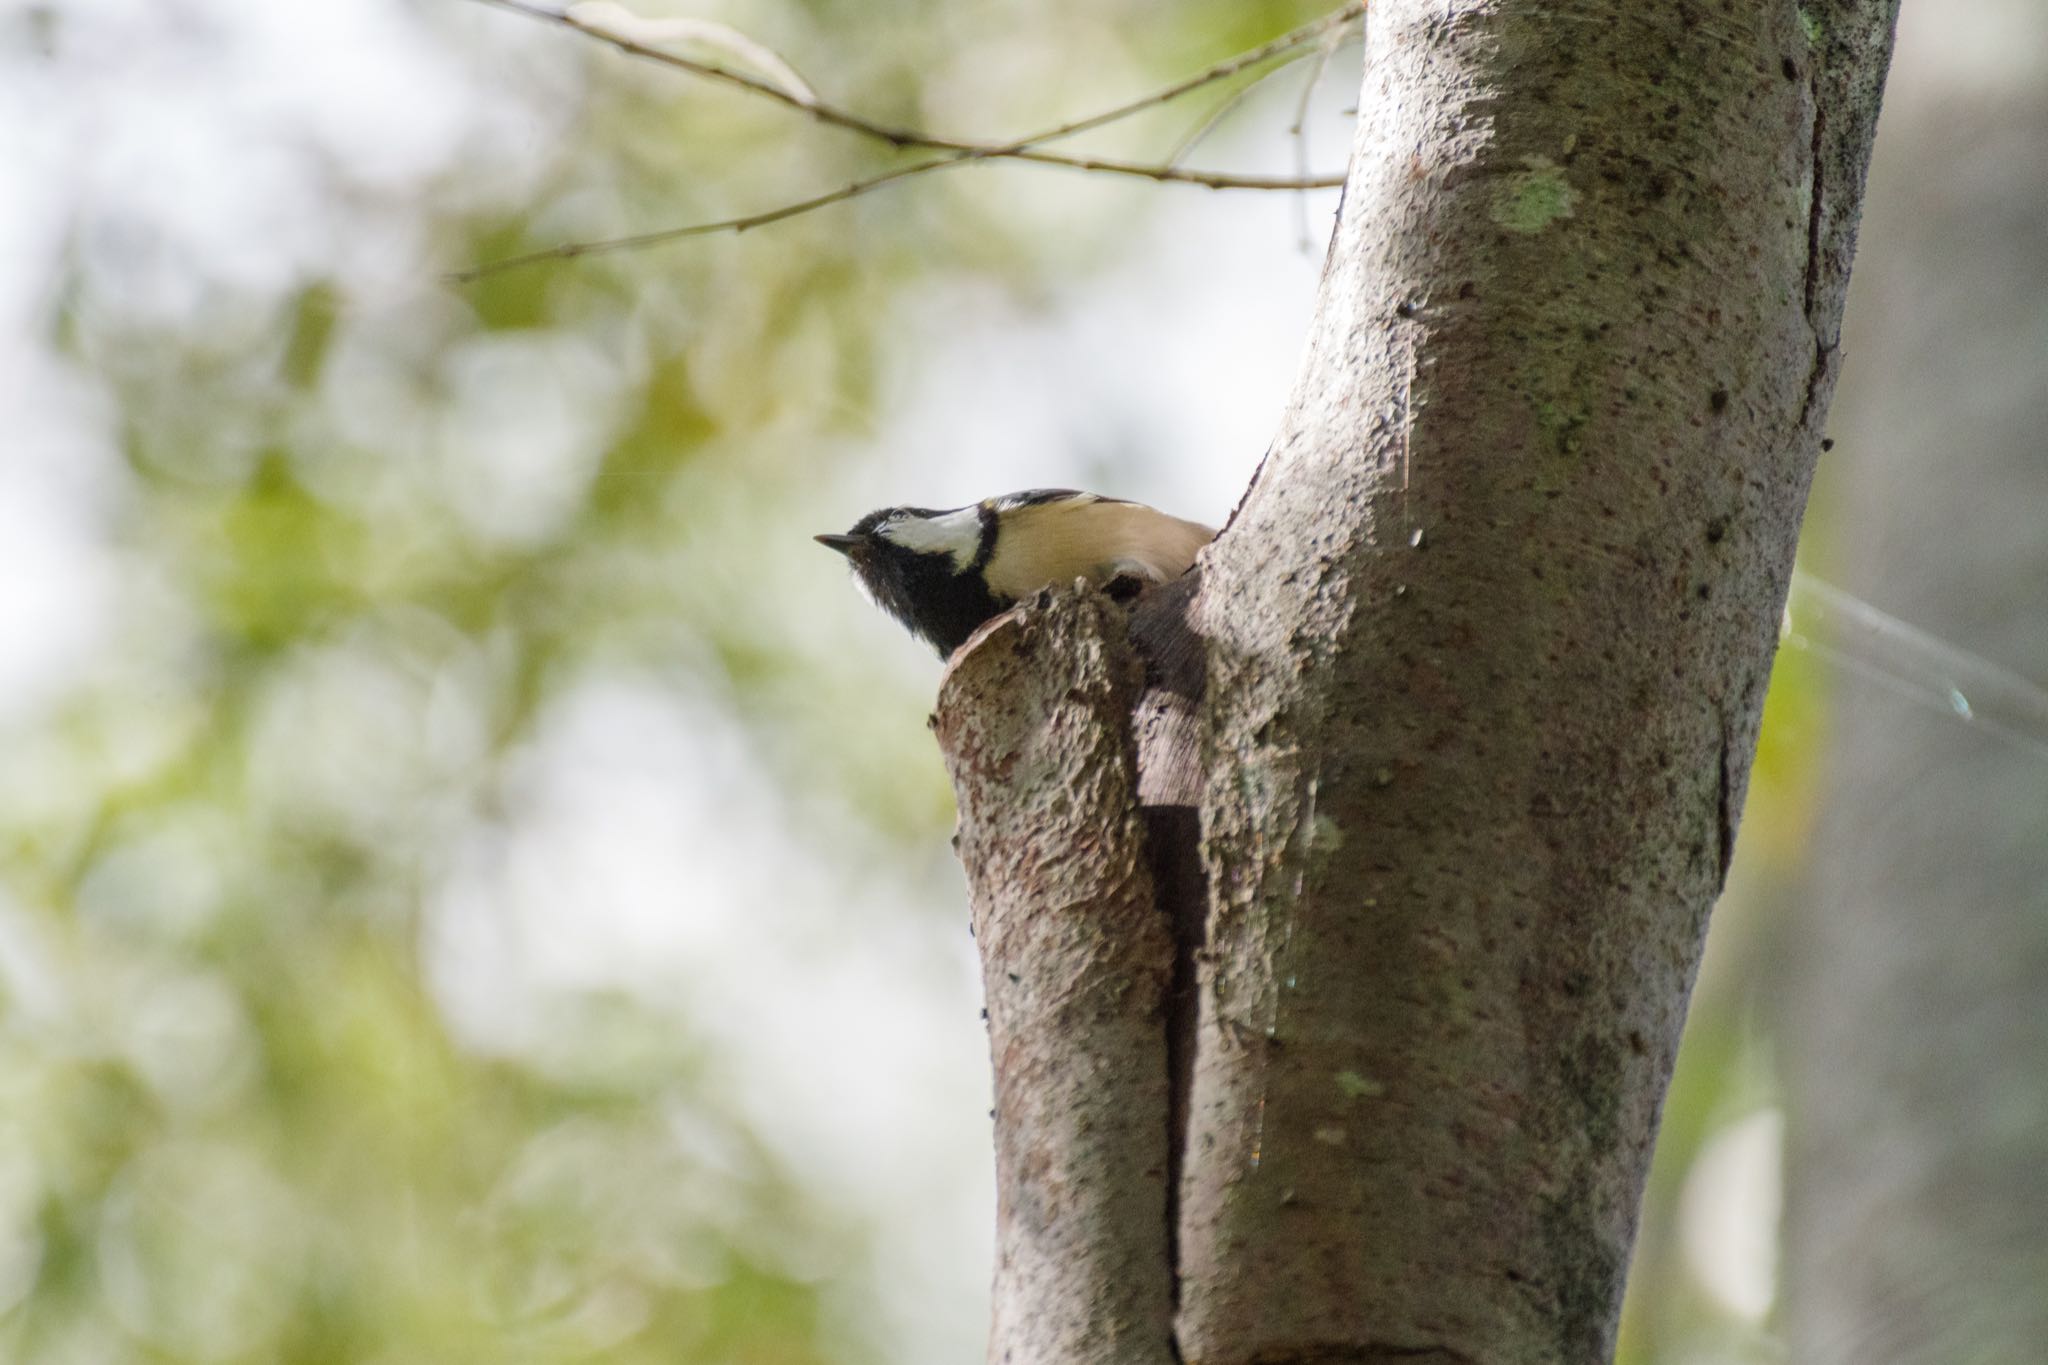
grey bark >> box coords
[1781,66,2048,1365]
[934,2,1900,1362]
[1176,3,1895,1360]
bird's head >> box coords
[815,503,1000,655]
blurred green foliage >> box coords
[0,1,1340,1360]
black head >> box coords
[816,503,1005,656]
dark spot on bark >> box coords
[1696,583,1712,600]
[1457,280,1477,299]
[1710,388,1729,413]
[1396,299,1419,319]
[1704,517,1728,544]
[1822,437,1835,451]
[1783,55,1800,80]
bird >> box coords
[816,489,1216,656]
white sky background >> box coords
[1,1,2041,1362]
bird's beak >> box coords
[814,533,862,556]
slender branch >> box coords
[1286,29,1338,250]
[1009,1,1368,152]
[451,0,1362,281]
[560,2,819,104]
[465,0,1366,158]
[468,0,919,142]
[1168,66,1292,171]
[448,157,1343,283]
[448,161,944,281]
[994,154,1341,189]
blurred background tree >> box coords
[1776,24,2048,1364]
[0,2,2038,1363]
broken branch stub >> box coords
[932,587,1178,1365]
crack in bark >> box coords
[1802,93,1828,320]
[1130,571,1213,1365]
[1797,60,1832,433]
[1717,711,1738,884]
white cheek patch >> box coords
[879,505,984,569]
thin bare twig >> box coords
[448,158,1344,282]
[983,154,1341,190]
[453,0,1364,281]
[562,2,819,103]
[1167,67,1286,171]
[467,0,1365,158]
[1288,30,1340,251]
[448,161,952,281]
[1007,1,1368,152]
[1170,22,1360,173]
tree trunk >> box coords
[1781,54,2048,1365]
[934,3,1900,1362]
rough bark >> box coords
[933,590,1179,1365]
[1175,2,1896,1362]
[934,2,1900,1362]
[1781,72,2048,1365]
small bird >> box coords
[816,489,1215,656]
